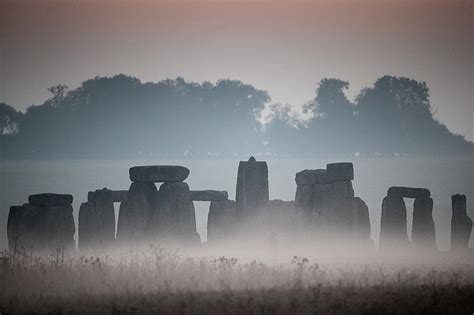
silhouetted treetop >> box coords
[0,74,472,158]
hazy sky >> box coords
[0,0,472,140]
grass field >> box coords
[1,246,473,314]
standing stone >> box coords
[387,187,430,198]
[207,200,236,242]
[327,162,354,181]
[152,182,198,242]
[331,181,354,199]
[17,203,45,250]
[127,182,157,240]
[312,183,333,210]
[451,194,472,251]
[353,197,371,240]
[412,197,436,250]
[379,196,408,249]
[235,157,269,221]
[78,202,95,251]
[295,184,313,214]
[44,205,75,250]
[129,165,190,183]
[7,206,25,252]
[93,190,116,246]
[116,202,132,242]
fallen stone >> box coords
[411,197,436,249]
[190,190,228,201]
[129,165,190,183]
[451,194,472,251]
[207,200,236,242]
[295,169,329,186]
[327,162,354,181]
[236,157,269,221]
[387,186,430,198]
[28,193,73,206]
[7,206,25,252]
[379,196,408,249]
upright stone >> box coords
[353,197,371,240]
[116,202,133,242]
[44,204,75,250]
[379,196,408,249]
[412,197,436,250]
[235,157,269,221]
[127,182,157,240]
[207,200,236,242]
[93,189,116,246]
[78,202,95,251]
[152,182,198,243]
[451,194,472,251]
[17,203,46,250]
[7,206,25,252]
[295,184,313,214]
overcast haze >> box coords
[0,0,472,140]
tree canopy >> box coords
[0,74,472,158]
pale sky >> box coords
[0,0,472,140]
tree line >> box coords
[0,74,472,158]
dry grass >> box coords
[1,246,473,314]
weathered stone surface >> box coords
[387,186,430,198]
[295,169,329,186]
[451,194,472,251]
[88,189,128,203]
[235,157,269,221]
[128,182,157,238]
[312,183,333,209]
[379,196,408,249]
[353,197,371,240]
[129,165,190,183]
[190,190,228,201]
[7,206,25,252]
[28,193,73,206]
[152,182,197,241]
[207,200,236,242]
[327,162,354,181]
[331,180,354,198]
[412,197,436,249]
